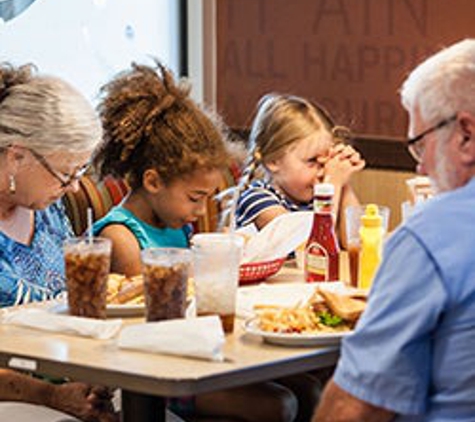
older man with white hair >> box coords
[313,38,475,422]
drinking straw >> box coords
[86,207,93,244]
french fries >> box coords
[107,274,144,305]
[106,274,195,305]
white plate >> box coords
[48,301,144,317]
[244,317,351,347]
[48,298,196,318]
[105,303,145,317]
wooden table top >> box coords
[0,263,343,397]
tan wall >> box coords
[351,169,416,231]
[216,0,475,137]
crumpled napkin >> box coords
[118,315,225,362]
[239,211,313,263]
[0,308,122,340]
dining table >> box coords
[0,255,350,422]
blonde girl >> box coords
[235,93,365,241]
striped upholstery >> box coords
[63,175,129,236]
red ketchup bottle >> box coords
[305,183,340,282]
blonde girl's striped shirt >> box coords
[235,180,312,228]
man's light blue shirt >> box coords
[334,177,475,421]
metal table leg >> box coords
[121,390,166,422]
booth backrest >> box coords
[62,175,130,236]
[62,163,241,236]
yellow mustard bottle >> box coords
[358,204,383,290]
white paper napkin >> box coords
[239,211,313,263]
[118,315,225,362]
[0,309,123,340]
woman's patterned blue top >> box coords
[0,201,72,308]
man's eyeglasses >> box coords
[29,148,89,188]
[407,115,457,163]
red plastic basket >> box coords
[239,257,286,285]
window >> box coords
[0,0,182,102]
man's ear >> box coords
[457,112,475,164]
[142,169,163,194]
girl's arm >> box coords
[322,144,365,246]
[253,205,288,230]
[235,183,289,230]
[98,224,142,277]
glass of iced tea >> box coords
[141,248,191,322]
[344,205,390,287]
[191,233,244,334]
[63,237,111,319]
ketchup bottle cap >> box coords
[314,183,334,196]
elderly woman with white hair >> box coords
[0,63,102,303]
[0,62,117,422]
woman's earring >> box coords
[8,174,16,194]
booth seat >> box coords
[0,402,185,422]
[0,402,80,422]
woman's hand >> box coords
[50,382,119,422]
[319,144,365,187]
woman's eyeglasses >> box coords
[406,115,457,163]
[29,148,89,188]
